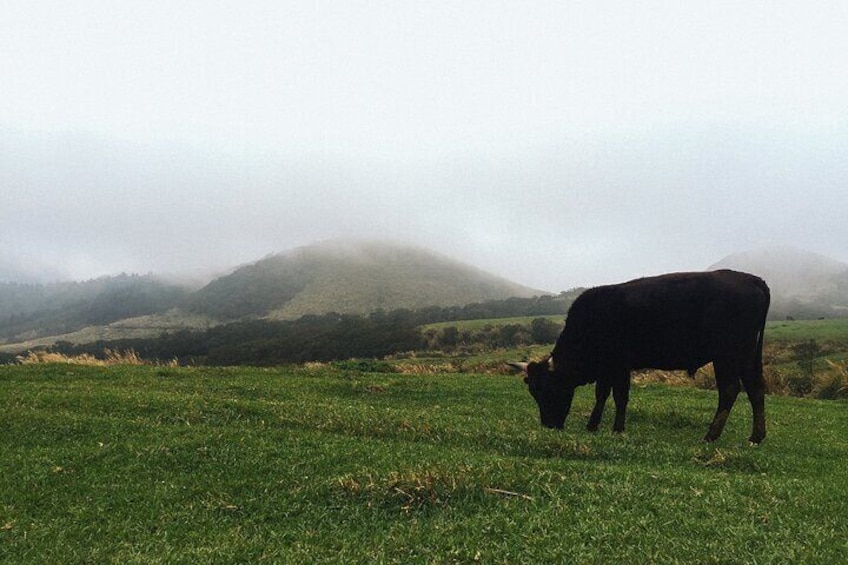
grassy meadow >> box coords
[766,318,848,342]
[422,315,565,332]
[424,316,848,341]
[2,361,847,563]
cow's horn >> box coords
[506,362,528,373]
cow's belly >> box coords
[624,340,713,372]
[629,356,710,373]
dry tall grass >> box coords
[813,360,848,399]
[636,361,848,400]
[16,349,178,367]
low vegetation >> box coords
[2,294,575,365]
[759,319,848,399]
[1,363,846,563]
[16,348,178,367]
[10,318,847,401]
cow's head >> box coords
[508,357,574,429]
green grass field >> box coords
[425,316,848,341]
[422,315,565,332]
[766,318,848,342]
[2,363,846,563]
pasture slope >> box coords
[1,363,847,563]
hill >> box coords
[187,240,544,320]
[710,246,848,319]
[0,274,191,344]
[0,241,547,350]
[9,242,848,353]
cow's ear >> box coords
[506,362,528,373]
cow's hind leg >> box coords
[704,361,741,442]
[741,363,767,445]
[587,380,611,432]
[611,371,631,433]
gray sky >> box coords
[2,1,847,291]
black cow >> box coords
[511,270,770,444]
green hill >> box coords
[0,241,547,352]
[188,240,544,320]
[0,274,190,343]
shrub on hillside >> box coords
[530,317,562,344]
[813,361,848,399]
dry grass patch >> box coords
[16,348,177,367]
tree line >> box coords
[23,292,579,366]
[0,275,188,340]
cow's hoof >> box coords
[748,432,766,445]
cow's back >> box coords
[554,270,769,374]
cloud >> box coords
[2,2,847,290]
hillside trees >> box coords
[53,312,424,366]
[46,304,570,366]
[186,259,311,319]
[0,275,189,340]
[421,318,561,352]
[531,317,562,343]
[14,288,580,365]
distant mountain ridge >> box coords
[4,242,848,351]
[188,240,543,320]
[710,246,848,319]
[0,240,544,348]
[0,274,190,343]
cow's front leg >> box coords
[587,380,611,432]
[612,372,631,433]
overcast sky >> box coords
[2,1,847,291]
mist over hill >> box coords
[0,274,190,343]
[710,247,848,319]
[0,240,545,349]
[188,240,544,320]
[4,241,848,352]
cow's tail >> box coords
[754,277,771,377]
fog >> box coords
[2,1,847,291]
